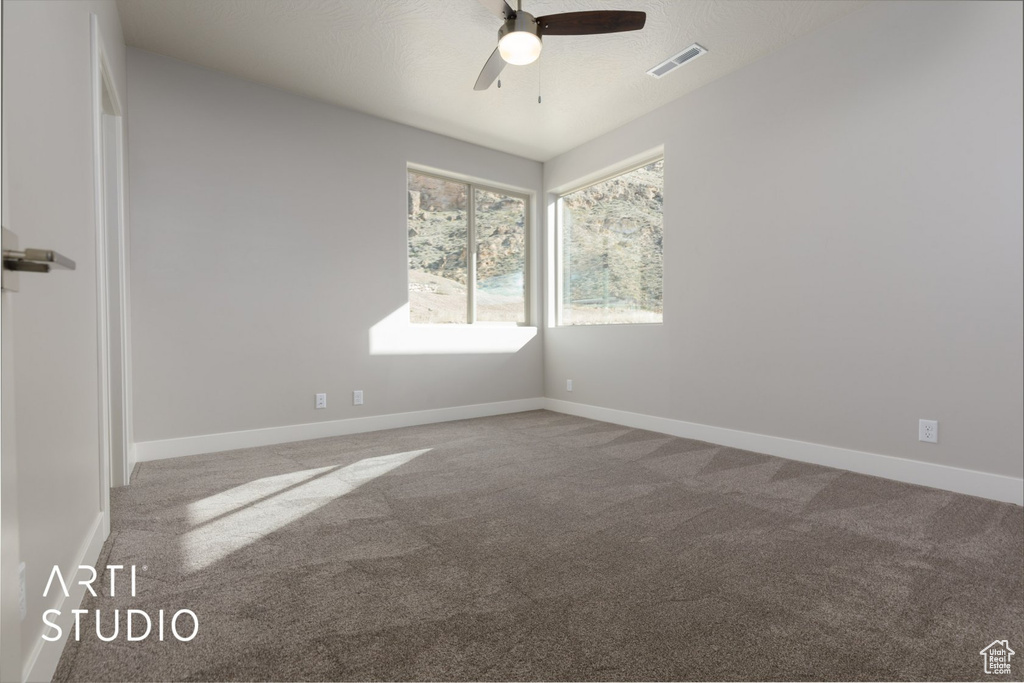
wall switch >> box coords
[919,419,938,443]
[353,390,363,406]
[566,379,573,392]
[315,393,327,409]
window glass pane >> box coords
[560,159,663,325]
[407,172,468,324]
[475,189,526,323]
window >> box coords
[407,169,528,324]
[558,158,663,325]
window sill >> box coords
[370,306,537,355]
[555,321,664,328]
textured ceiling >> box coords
[117,0,867,161]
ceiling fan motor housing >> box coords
[498,10,541,44]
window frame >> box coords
[555,154,665,327]
[406,166,532,326]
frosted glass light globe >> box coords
[498,31,542,66]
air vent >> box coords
[647,43,707,78]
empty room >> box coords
[1,0,1021,681]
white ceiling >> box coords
[117,0,867,161]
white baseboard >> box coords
[544,399,1023,506]
[23,511,107,683]
[134,398,547,462]
[130,396,1021,505]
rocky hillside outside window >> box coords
[407,170,528,324]
[558,159,664,325]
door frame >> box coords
[91,14,132,538]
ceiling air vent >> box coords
[647,43,707,78]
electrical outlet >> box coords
[566,379,573,392]
[315,393,327,409]
[919,419,938,443]
[353,390,363,406]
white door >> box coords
[1,120,25,683]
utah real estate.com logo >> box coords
[980,640,1014,675]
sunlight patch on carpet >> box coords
[181,449,430,572]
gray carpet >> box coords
[54,410,1023,681]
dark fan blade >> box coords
[474,47,507,90]
[477,0,515,20]
[536,10,646,36]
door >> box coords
[1,122,24,683]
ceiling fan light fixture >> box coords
[498,30,542,65]
[475,2,647,91]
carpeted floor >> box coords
[54,410,1023,681]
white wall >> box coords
[127,49,544,444]
[2,0,127,675]
[543,1,1023,479]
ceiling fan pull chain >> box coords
[538,59,542,104]
[497,79,502,88]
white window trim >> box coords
[407,165,532,326]
[555,154,665,328]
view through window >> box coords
[559,159,664,325]
[407,170,527,324]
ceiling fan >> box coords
[474,0,646,90]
